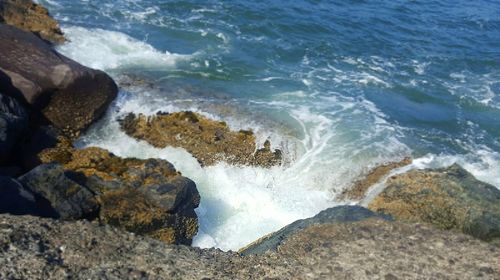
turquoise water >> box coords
[39,0,500,250]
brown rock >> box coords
[368,164,500,245]
[39,141,200,245]
[118,111,282,167]
[0,0,65,44]
[0,24,117,138]
[339,157,412,201]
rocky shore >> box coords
[1,1,500,279]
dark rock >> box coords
[38,144,200,245]
[0,24,117,137]
[0,176,37,215]
[369,164,500,245]
[18,163,99,220]
[0,93,28,164]
[240,205,392,255]
[0,0,65,44]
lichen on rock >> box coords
[118,111,282,167]
[0,0,65,44]
[368,164,500,245]
[339,157,412,201]
[37,138,200,245]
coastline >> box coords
[1,1,500,278]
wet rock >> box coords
[0,0,65,44]
[0,93,28,164]
[39,143,200,245]
[368,164,500,245]
[339,158,412,201]
[0,25,117,138]
[1,213,499,279]
[240,205,392,255]
[0,176,38,215]
[118,111,282,167]
[18,163,99,220]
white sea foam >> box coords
[57,26,192,71]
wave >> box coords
[57,26,192,71]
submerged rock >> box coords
[339,157,412,201]
[18,164,99,220]
[240,205,391,255]
[369,164,500,245]
[39,142,200,245]
[1,212,499,279]
[119,111,282,167]
[0,93,28,164]
[0,24,117,138]
[0,0,65,44]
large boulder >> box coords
[18,163,99,220]
[0,24,117,138]
[0,93,28,164]
[119,111,282,167]
[368,164,500,245]
[0,0,65,44]
[39,142,200,245]
[240,206,391,255]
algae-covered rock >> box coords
[39,142,200,245]
[118,111,282,167]
[240,206,391,255]
[0,0,65,44]
[368,164,500,245]
[339,157,412,201]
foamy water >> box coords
[43,0,500,251]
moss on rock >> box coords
[118,111,282,167]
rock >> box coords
[118,111,282,167]
[1,213,499,279]
[0,176,38,215]
[368,164,500,245]
[39,143,200,245]
[0,0,65,44]
[339,157,412,201]
[0,24,117,138]
[0,93,28,164]
[240,205,392,255]
[18,163,99,220]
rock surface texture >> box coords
[0,24,117,138]
[1,209,499,279]
[339,157,412,201]
[38,142,200,245]
[119,111,282,167]
[18,163,99,220]
[0,0,65,44]
[240,205,391,255]
[369,164,500,245]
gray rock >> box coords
[0,93,28,164]
[0,213,499,279]
[18,164,99,220]
[240,205,392,255]
[0,24,117,137]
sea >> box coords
[37,0,500,251]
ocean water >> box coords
[37,0,500,251]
